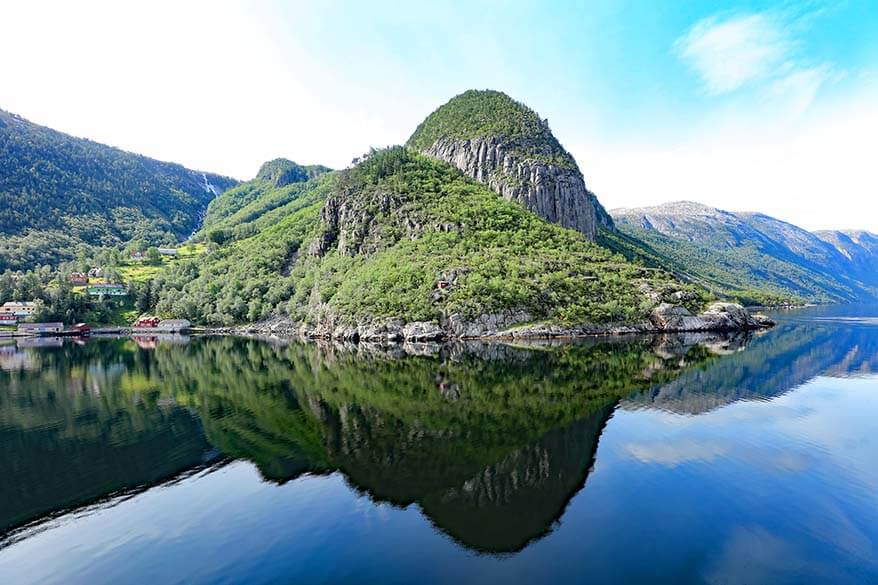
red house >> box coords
[134,316,160,328]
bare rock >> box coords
[423,136,599,240]
[402,321,444,341]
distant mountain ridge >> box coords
[0,108,237,270]
[611,201,878,304]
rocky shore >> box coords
[202,302,774,343]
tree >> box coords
[146,247,163,266]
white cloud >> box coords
[675,12,793,94]
[764,65,834,118]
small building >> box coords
[157,319,191,332]
[133,316,160,328]
[0,314,17,326]
[68,272,88,285]
[130,251,145,261]
[1,301,36,316]
[68,323,91,334]
[157,248,178,256]
[87,267,103,278]
[88,284,128,296]
[18,322,63,334]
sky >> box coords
[1,0,876,231]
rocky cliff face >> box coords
[408,90,610,241]
[423,135,600,240]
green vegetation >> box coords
[150,147,706,326]
[254,158,331,187]
[0,109,236,271]
[598,227,806,306]
[0,244,209,325]
[609,204,878,304]
[0,269,133,325]
[201,173,335,244]
[608,223,860,305]
[407,90,577,169]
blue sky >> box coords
[1,0,876,230]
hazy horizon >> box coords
[2,0,875,231]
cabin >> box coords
[157,248,178,256]
[68,272,88,285]
[157,319,191,332]
[1,301,36,316]
[18,322,63,334]
[87,284,128,296]
[133,316,160,328]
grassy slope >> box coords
[154,148,706,326]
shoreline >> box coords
[188,302,775,343]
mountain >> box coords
[149,90,756,335]
[155,145,711,333]
[200,158,331,237]
[407,90,613,240]
[611,201,877,304]
[814,230,878,287]
[0,109,237,270]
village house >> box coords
[68,272,88,285]
[157,248,178,256]
[130,251,145,261]
[87,284,128,296]
[87,267,103,279]
[133,316,161,328]
[0,301,36,316]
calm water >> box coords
[1,305,877,584]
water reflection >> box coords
[0,312,876,557]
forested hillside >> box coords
[0,109,236,270]
[611,202,878,304]
[151,146,707,329]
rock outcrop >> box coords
[423,136,600,240]
[229,302,772,342]
[649,302,774,332]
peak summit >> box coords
[407,90,574,167]
[407,90,609,239]
[256,159,330,187]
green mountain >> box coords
[155,145,706,330]
[0,109,237,270]
[407,90,614,239]
[200,158,331,238]
[610,201,878,304]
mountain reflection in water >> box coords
[0,309,875,560]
